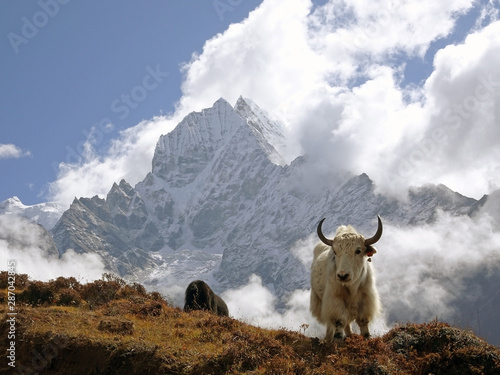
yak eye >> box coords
[355,248,361,255]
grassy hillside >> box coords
[1,273,499,374]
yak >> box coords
[310,216,382,341]
[183,280,229,317]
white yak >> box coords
[310,216,382,340]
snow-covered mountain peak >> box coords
[151,98,245,186]
[107,179,135,199]
[156,97,243,153]
[235,96,290,165]
[0,196,24,208]
[150,98,290,188]
[0,196,64,230]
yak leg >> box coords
[344,322,353,337]
[325,320,345,341]
[325,324,334,342]
[332,320,345,340]
[356,286,380,339]
[310,291,323,322]
[356,318,370,338]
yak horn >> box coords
[364,215,383,246]
[317,218,333,246]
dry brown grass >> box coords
[1,273,499,374]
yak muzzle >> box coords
[337,273,351,282]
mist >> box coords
[215,206,500,344]
[0,215,107,282]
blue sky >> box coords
[1,1,263,204]
[1,0,499,206]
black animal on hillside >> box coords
[183,280,229,316]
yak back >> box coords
[184,280,229,316]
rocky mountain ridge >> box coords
[48,97,486,294]
[2,97,499,346]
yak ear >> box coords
[365,245,377,256]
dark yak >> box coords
[183,280,229,316]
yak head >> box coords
[317,216,383,285]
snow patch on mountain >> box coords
[234,96,293,165]
[0,196,64,230]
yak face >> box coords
[318,216,382,285]
[331,233,374,284]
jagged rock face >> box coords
[152,99,244,188]
[51,97,482,294]
[51,182,163,275]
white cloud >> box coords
[375,209,500,324]
[0,215,107,282]
[395,21,500,198]
[47,116,179,207]
[222,274,325,337]
[0,144,31,159]
[179,0,326,121]
[46,0,499,204]
[310,0,473,58]
[474,0,500,29]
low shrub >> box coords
[80,280,121,308]
[19,281,55,306]
[116,282,147,299]
[0,271,29,289]
[50,276,81,291]
[57,288,82,306]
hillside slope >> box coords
[1,275,499,375]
